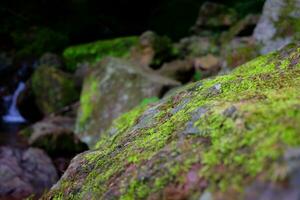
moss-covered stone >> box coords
[31,65,79,115]
[43,44,300,199]
[63,36,138,71]
[75,57,180,147]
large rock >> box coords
[43,44,300,199]
[31,65,79,115]
[254,0,300,54]
[0,146,58,199]
[75,57,180,146]
[63,36,138,71]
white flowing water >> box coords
[2,82,26,123]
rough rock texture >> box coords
[20,116,87,157]
[75,57,180,146]
[31,65,79,115]
[44,44,300,200]
[63,36,138,71]
[0,146,58,199]
[130,31,174,69]
[254,0,300,54]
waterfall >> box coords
[2,82,26,123]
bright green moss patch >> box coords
[75,74,100,133]
[44,44,300,200]
[63,36,138,71]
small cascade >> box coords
[2,82,26,123]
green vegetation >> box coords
[63,36,138,71]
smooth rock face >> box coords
[0,146,58,199]
[75,57,180,146]
[44,44,300,199]
[31,65,79,115]
[254,0,300,54]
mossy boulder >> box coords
[31,65,79,115]
[254,0,300,54]
[75,57,180,147]
[63,36,138,71]
[43,44,300,199]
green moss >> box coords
[45,44,300,199]
[63,36,138,71]
[75,75,100,133]
[140,97,159,106]
[31,66,79,114]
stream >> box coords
[0,64,32,148]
